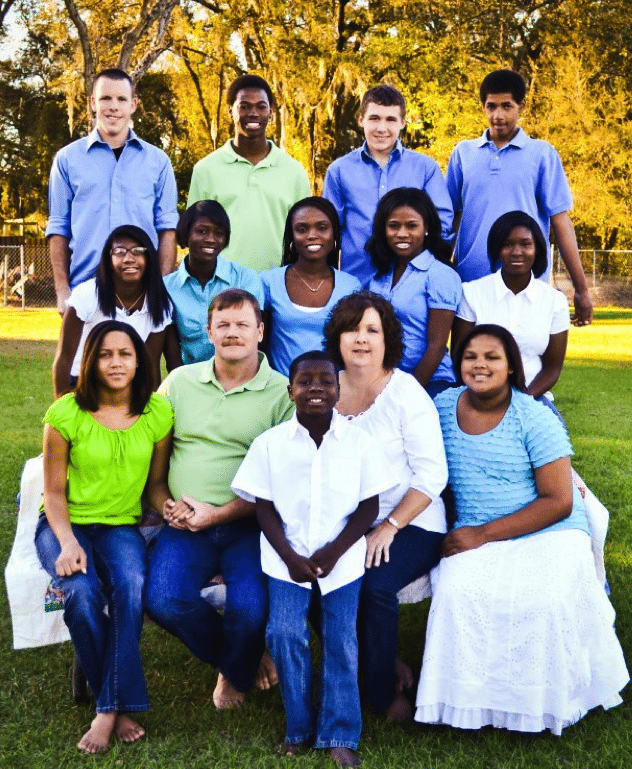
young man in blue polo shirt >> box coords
[323,85,453,287]
[46,69,178,315]
[447,69,593,325]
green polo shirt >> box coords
[158,353,295,506]
[187,140,311,273]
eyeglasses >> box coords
[111,246,147,258]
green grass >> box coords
[0,310,630,768]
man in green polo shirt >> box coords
[187,74,311,273]
[145,288,294,709]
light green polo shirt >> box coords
[187,140,311,273]
[158,353,295,506]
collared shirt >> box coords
[68,278,172,377]
[158,352,295,506]
[446,127,573,283]
[369,250,462,381]
[187,140,311,273]
[343,369,448,533]
[164,255,264,365]
[456,270,570,387]
[323,139,454,286]
[46,127,178,289]
[261,265,361,376]
[232,411,394,594]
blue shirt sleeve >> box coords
[445,147,464,215]
[322,163,345,229]
[535,142,573,217]
[427,264,463,311]
[153,154,179,232]
[46,151,73,239]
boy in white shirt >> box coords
[232,351,393,768]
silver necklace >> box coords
[291,265,328,293]
[115,290,144,315]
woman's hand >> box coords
[441,526,487,557]
[163,497,194,528]
[55,539,87,576]
[365,521,397,568]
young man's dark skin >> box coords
[256,359,379,585]
[230,87,274,166]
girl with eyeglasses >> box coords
[53,225,173,398]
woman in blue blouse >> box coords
[261,197,360,376]
[367,188,462,398]
[414,324,628,734]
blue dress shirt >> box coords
[323,140,454,287]
[164,255,264,364]
[369,250,462,382]
[261,266,361,377]
[446,128,573,284]
[46,127,178,289]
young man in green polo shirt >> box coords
[187,75,311,273]
[145,288,295,709]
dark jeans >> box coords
[35,517,149,713]
[144,518,267,693]
[358,525,444,712]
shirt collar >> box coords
[409,249,434,271]
[221,138,280,166]
[86,126,142,150]
[198,351,274,392]
[360,138,403,164]
[176,254,231,287]
[287,408,343,441]
[492,268,537,302]
[476,126,528,149]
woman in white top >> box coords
[324,291,448,722]
[451,211,569,403]
[53,225,173,398]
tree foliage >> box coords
[2,0,632,248]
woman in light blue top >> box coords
[414,324,628,734]
[368,188,462,398]
[261,197,361,377]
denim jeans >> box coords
[35,517,149,713]
[144,518,267,693]
[359,525,444,712]
[267,576,363,750]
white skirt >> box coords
[414,530,629,735]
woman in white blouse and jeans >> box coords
[324,291,448,723]
[451,211,569,406]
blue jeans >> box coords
[359,525,444,712]
[144,518,267,693]
[425,380,456,399]
[34,517,149,713]
[267,577,363,750]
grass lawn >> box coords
[0,308,630,768]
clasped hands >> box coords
[286,543,340,584]
[163,495,219,532]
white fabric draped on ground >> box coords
[415,529,629,735]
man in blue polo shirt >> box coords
[323,84,453,287]
[447,69,593,325]
[46,69,178,314]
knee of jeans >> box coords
[111,568,145,610]
[62,575,104,620]
[266,611,309,649]
[361,575,399,612]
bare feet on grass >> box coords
[114,714,145,743]
[395,656,413,692]
[77,712,116,753]
[255,650,279,690]
[328,747,360,767]
[385,691,412,723]
[213,672,245,709]
[276,740,305,756]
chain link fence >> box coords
[2,239,632,309]
[552,248,632,308]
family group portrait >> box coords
[1,2,630,768]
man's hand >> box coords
[178,495,220,532]
[571,289,593,326]
[163,497,194,529]
[310,543,340,579]
[56,285,71,317]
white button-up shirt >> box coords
[232,411,394,594]
[457,271,570,387]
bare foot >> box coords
[77,712,117,753]
[385,691,412,723]
[328,747,360,767]
[213,672,245,709]
[276,740,303,756]
[395,656,413,692]
[114,714,145,743]
[255,651,279,690]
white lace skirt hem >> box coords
[414,530,629,735]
